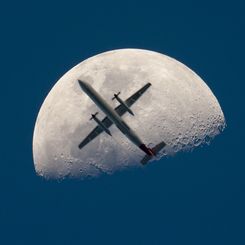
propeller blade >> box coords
[112,92,121,100]
[90,112,98,120]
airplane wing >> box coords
[78,82,151,149]
[115,82,151,116]
[78,117,113,149]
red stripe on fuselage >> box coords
[139,144,155,156]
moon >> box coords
[33,49,225,179]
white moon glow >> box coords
[33,49,225,179]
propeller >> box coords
[90,112,99,120]
[112,92,121,100]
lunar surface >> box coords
[33,49,225,179]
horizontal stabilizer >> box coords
[140,141,166,165]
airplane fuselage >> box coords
[78,80,154,156]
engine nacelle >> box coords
[112,92,134,116]
[90,113,111,136]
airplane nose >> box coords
[78,80,87,90]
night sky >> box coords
[1,1,245,244]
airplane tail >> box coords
[140,141,166,165]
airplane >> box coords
[77,80,166,165]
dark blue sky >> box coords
[1,1,245,244]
